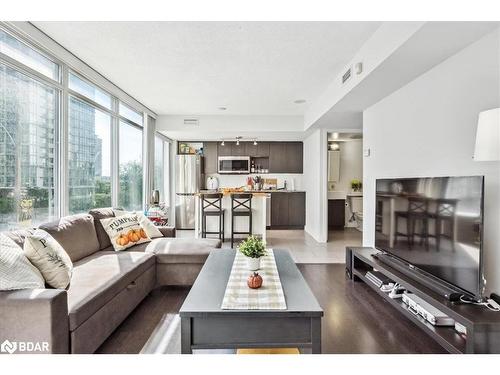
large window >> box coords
[119,102,143,125]
[0,28,59,81]
[119,121,143,211]
[0,63,57,230]
[154,135,170,205]
[68,96,111,214]
[69,72,112,110]
[0,24,153,228]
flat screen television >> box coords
[375,176,484,299]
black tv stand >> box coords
[373,252,466,300]
[346,247,500,354]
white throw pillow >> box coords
[0,234,45,291]
[100,213,151,251]
[114,210,163,239]
[23,229,73,289]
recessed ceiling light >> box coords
[218,107,227,111]
[294,99,306,104]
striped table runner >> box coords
[221,249,287,310]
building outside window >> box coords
[0,63,57,230]
[119,121,143,211]
[0,25,151,228]
[68,96,111,214]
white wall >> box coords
[304,129,328,242]
[363,30,500,294]
[336,140,363,194]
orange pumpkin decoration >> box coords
[116,234,129,246]
[247,272,263,289]
[127,229,141,243]
[139,228,148,239]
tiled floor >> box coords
[176,228,362,263]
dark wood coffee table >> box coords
[179,249,323,354]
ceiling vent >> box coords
[183,118,199,126]
[342,67,352,84]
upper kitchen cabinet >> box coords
[269,143,287,173]
[230,142,247,156]
[217,142,232,156]
[286,142,303,173]
[269,142,303,173]
[203,141,218,174]
[247,141,270,157]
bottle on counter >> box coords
[251,160,255,173]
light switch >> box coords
[363,148,370,157]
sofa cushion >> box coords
[24,229,74,289]
[146,238,222,264]
[4,228,34,248]
[39,214,100,263]
[67,251,155,331]
[88,207,115,250]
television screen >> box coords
[375,176,484,298]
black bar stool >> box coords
[201,193,225,241]
[231,193,253,248]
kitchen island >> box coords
[194,190,268,244]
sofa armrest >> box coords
[159,226,176,238]
[0,289,69,354]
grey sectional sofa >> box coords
[0,207,221,354]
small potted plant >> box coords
[238,235,267,271]
[350,179,363,193]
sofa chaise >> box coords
[0,208,221,354]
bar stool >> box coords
[231,193,253,248]
[201,193,225,241]
[394,196,429,249]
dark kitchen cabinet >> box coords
[271,192,289,227]
[203,142,218,174]
[286,142,303,173]
[217,142,232,156]
[246,142,258,157]
[288,192,306,227]
[257,142,270,157]
[269,142,303,173]
[328,199,345,229]
[247,142,270,157]
[271,192,305,229]
[231,142,246,156]
[269,143,287,173]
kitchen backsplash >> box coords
[206,173,303,191]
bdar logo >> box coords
[1,340,17,354]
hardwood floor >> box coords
[97,264,446,354]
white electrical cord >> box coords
[459,295,500,312]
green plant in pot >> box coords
[350,179,363,192]
[238,235,267,271]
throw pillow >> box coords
[100,213,151,251]
[23,229,73,289]
[0,234,45,291]
[114,210,163,239]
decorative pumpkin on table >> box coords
[247,272,263,289]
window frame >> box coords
[0,22,155,225]
[154,132,171,207]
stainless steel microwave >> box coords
[218,156,250,174]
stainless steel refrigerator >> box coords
[175,155,204,229]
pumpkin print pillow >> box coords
[100,213,151,251]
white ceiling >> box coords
[34,21,381,116]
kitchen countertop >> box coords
[198,189,305,195]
